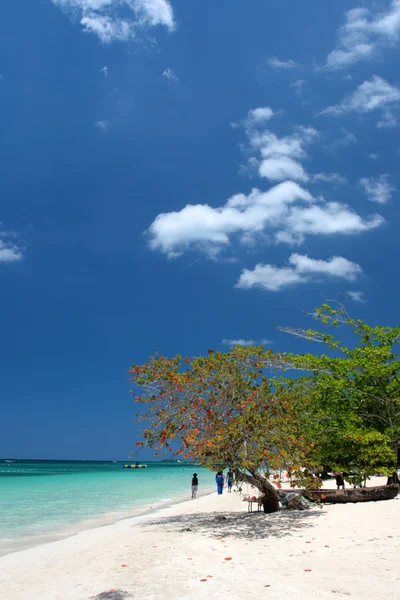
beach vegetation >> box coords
[280,300,399,484]
[130,299,399,512]
[130,348,319,513]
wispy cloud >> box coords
[359,175,395,204]
[324,129,357,155]
[325,2,400,70]
[348,290,366,303]
[222,338,274,347]
[236,254,362,292]
[377,111,397,128]
[320,76,400,119]
[368,153,379,160]
[95,120,112,132]
[101,66,108,78]
[312,173,348,185]
[52,0,175,43]
[290,80,307,95]
[162,68,178,84]
[268,57,297,69]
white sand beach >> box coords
[0,476,398,600]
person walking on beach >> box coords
[216,471,224,495]
[191,473,198,498]
[227,468,234,492]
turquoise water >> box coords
[0,460,215,555]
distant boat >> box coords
[123,464,148,469]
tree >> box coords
[130,347,320,513]
[280,301,399,481]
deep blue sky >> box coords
[1,1,400,459]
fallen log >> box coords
[279,484,399,504]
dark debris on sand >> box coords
[92,590,132,600]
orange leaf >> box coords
[224,557,232,561]
[200,578,208,582]
[121,564,127,567]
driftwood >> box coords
[279,484,399,504]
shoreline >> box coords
[0,484,216,558]
[0,474,392,558]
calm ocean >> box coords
[0,460,216,556]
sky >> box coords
[1,0,400,460]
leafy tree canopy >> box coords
[129,301,399,511]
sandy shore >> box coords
[0,476,398,600]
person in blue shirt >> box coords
[215,471,224,494]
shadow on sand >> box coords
[140,508,324,541]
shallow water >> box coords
[0,460,215,555]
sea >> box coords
[0,460,216,556]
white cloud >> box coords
[326,2,400,70]
[246,107,275,125]
[268,57,297,69]
[321,76,400,117]
[281,202,382,242]
[259,156,309,183]
[222,338,274,347]
[348,290,366,303]
[236,254,362,292]
[312,173,348,185]
[359,175,395,204]
[95,120,112,131]
[147,108,384,260]
[246,126,318,184]
[101,66,108,78]
[0,235,24,263]
[147,180,383,257]
[162,68,178,83]
[368,153,379,160]
[52,0,175,43]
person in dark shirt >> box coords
[227,469,234,492]
[191,473,199,498]
[335,472,345,490]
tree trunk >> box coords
[235,468,280,513]
[260,480,280,513]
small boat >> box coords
[123,464,148,469]
[281,484,399,504]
